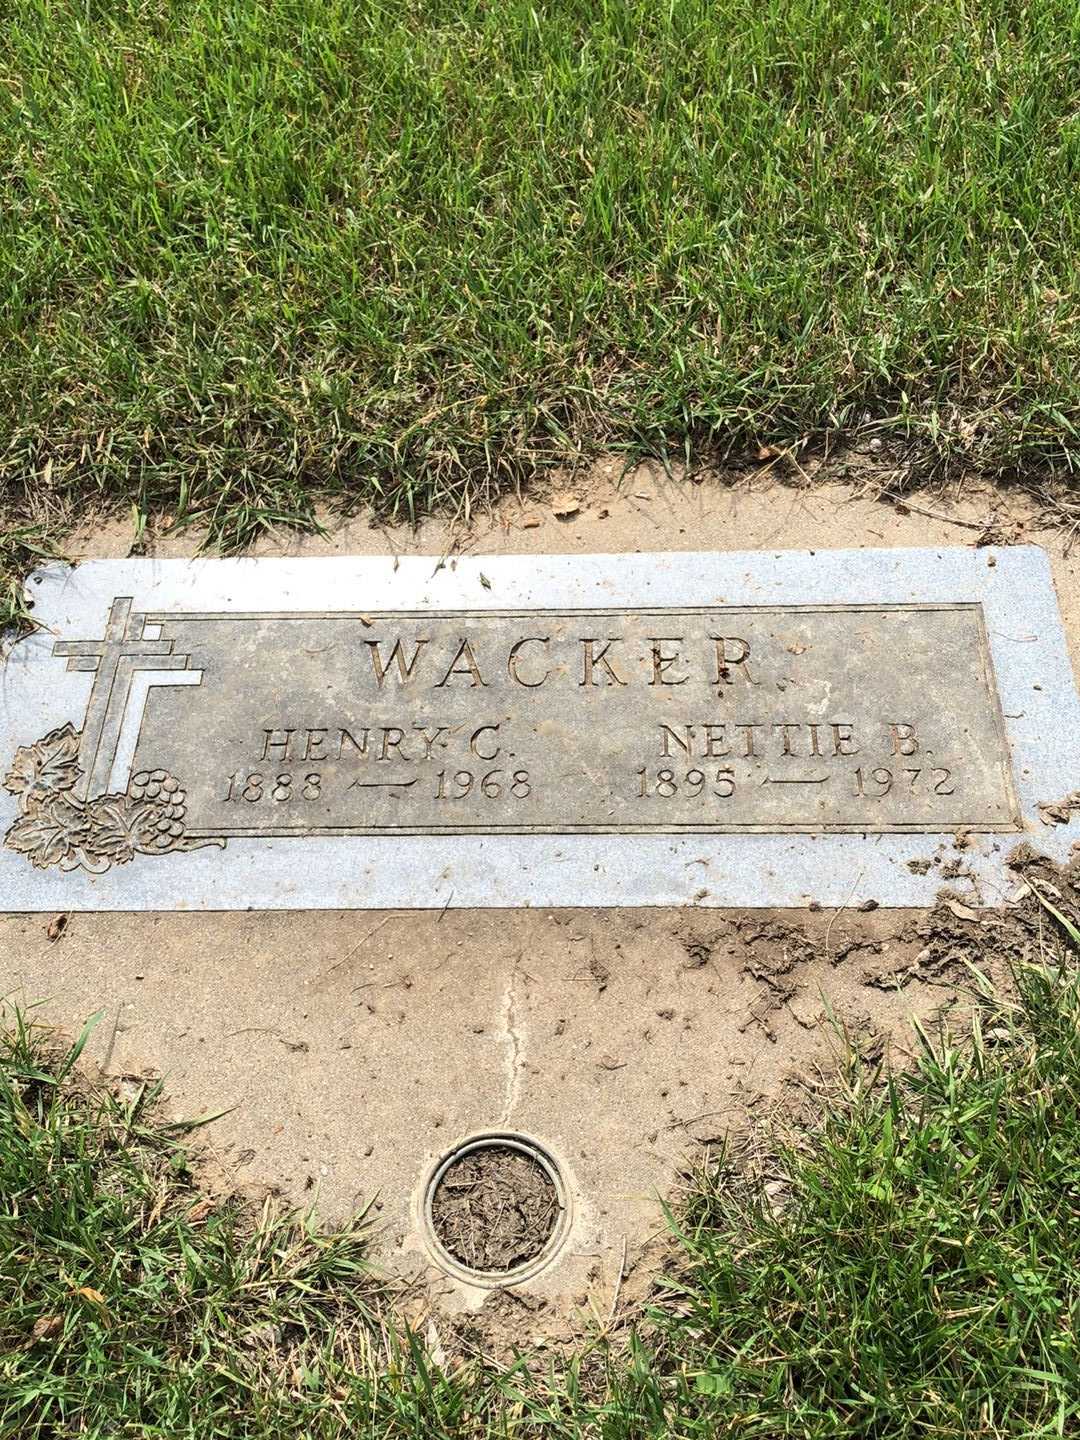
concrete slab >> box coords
[0,901,965,1313]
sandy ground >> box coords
[2,460,1079,1330]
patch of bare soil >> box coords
[431,1146,559,1273]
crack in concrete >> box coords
[499,955,525,1123]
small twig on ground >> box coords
[880,490,990,531]
[319,915,393,979]
[824,868,866,963]
[605,1237,627,1333]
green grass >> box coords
[5,906,1080,1436]
[0,523,55,631]
[2,0,1080,573]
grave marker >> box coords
[1,548,1076,909]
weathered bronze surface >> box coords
[110,603,1019,838]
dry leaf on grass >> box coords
[72,1286,109,1322]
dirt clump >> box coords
[863,851,1080,993]
[431,1146,559,1273]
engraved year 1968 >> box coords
[433,768,532,800]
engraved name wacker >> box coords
[2,602,1020,868]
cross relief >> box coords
[53,597,203,798]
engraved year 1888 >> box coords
[222,771,323,803]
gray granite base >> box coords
[1,547,1076,910]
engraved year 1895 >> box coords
[635,766,736,799]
